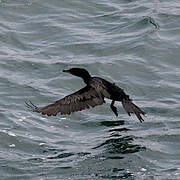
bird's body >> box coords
[26,68,145,122]
[90,77,127,100]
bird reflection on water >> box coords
[93,120,144,155]
[90,119,146,179]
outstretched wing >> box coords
[25,86,105,116]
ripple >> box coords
[28,157,44,163]
[93,134,145,154]
[47,152,74,160]
[100,120,125,127]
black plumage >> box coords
[26,68,146,122]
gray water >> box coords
[0,0,180,179]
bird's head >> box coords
[63,68,91,83]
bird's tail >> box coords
[122,99,146,122]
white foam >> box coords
[140,168,147,172]
[39,143,45,146]
[8,132,16,137]
[9,144,15,148]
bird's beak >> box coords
[63,69,71,74]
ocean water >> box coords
[0,0,180,179]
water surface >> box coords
[0,0,180,179]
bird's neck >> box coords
[81,74,91,84]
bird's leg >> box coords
[110,100,118,116]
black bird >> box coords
[26,68,146,122]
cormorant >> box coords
[26,68,146,122]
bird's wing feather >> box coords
[90,78,111,98]
[26,86,105,116]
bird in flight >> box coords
[26,68,146,122]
